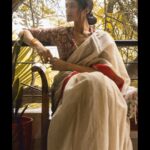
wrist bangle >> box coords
[30,38,39,46]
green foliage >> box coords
[12,39,23,82]
[12,78,20,105]
[14,80,24,117]
[14,46,54,86]
[93,0,137,40]
[12,0,138,87]
[12,39,28,121]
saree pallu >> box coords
[47,30,133,150]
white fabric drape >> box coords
[47,30,133,150]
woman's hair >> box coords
[76,0,97,25]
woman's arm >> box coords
[50,58,96,72]
[67,62,96,72]
[19,29,53,62]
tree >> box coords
[12,0,138,87]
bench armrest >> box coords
[31,63,50,150]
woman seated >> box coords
[19,0,133,149]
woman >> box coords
[19,0,133,149]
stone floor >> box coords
[24,109,138,150]
[131,131,138,150]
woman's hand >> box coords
[37,47,53,63]
[19,30,53,63]
[50,58,69,71]
[33,40,53,63]
[50,58,96,72]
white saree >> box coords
[47,30,133,150]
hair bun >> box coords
[87,12,97,25]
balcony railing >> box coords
[12,40,138,47]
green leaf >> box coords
[12,39,23,82]
[20,104,28,117]
[15,86,24,117]
[12,78,20,104]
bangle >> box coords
[30,38,39,46]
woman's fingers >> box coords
[37,48,53,63]
[46,49,53,59]
[38,50,48,63]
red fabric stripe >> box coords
[58,71,79,101]
[92,64,124,91]
[58,63,124,102]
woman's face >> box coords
[66,0,81,22]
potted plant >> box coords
[12,38,33,150]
